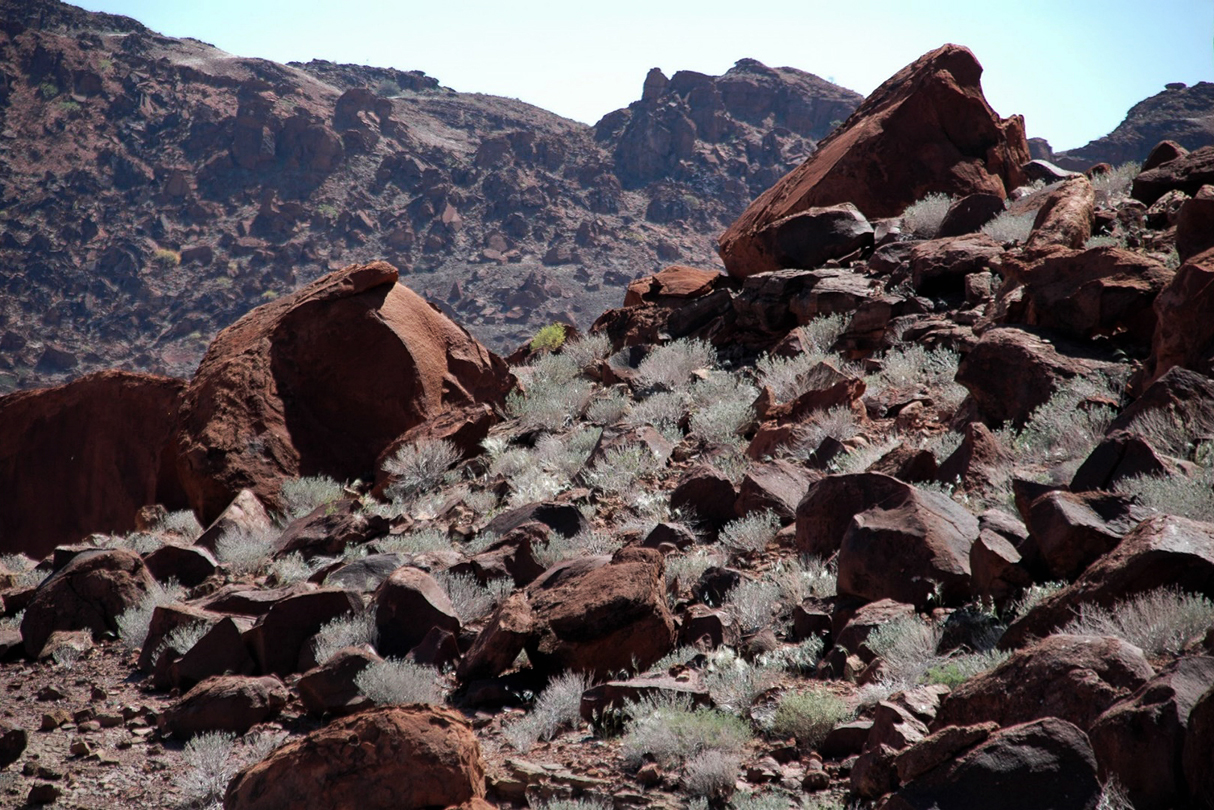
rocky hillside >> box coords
[1049,81,1214,169]
[0,0,861,392]
[6,38,1214,810]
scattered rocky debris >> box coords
[2,13,1214,810]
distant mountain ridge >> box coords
[1050,81,1214,169]
[0,0,863,391]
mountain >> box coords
[1049,81,1214,169]
[0,0,862,391]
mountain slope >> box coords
[0,0,862,391]
[1053,81,1214,169]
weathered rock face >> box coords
[0,371,187,559]
[1184,681,1214,809]
[719,45,1029,277]
[1090,656,1214,810]
[373,567,460,658]
[999,246,1172,346]
[1020,490,1152,581]
[1002,514,1214,647]
[176,261,514,525]
[836,484,980,607]
[20,549,154,658]
[935,634,1154,733]
[623,265,721,307]
[884,718,1101,810]
[955,327,1114,427]
[1023,174,1095,251]
[1132,144,1214,205]
[163,675,288,738]
[459,547,675,681]
[223,706,486,810]
[1134,247,1214,393]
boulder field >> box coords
[2,39,1214,810]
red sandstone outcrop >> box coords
[719,44,1029,277]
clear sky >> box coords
[76,0,1213,151]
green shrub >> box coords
[530,323,567,353]
[621,692,751,769]
[771,687,851,747]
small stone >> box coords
[35,765,63,780]
[27,783,62,804]
[802,768,830,791]
[69,740,90,757]
[97,714,123,728]
[90,686,107,701]
[40,711,69,731]
[36,686,65,702]
[77,721,101,733]
[636,762,662,787]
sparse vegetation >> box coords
[720,509,780,555]
[280,475,344,519]
[214,525,278,575]
[981,210,1036,244]
[311,611,378,664]
[1062,587,1214,655]
[621,692,751,770]
[503,671,589,751]
[899,192,954,239]
[1090,161,1140,206]
[115,579,186,651]
[152,247,182,268]
[637,338,716,391]
[355,658,444,705]
[770,687,851,746]
[382,438,461,503]
[1117,467,1214,522]
[726,578,781,633]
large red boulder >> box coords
[223,706,485,810]
[935,634,1154,733]
[1133,247,1214,394]
[459,547,675,681]
[1090,657,1214,810]
[719,45,1028,277]
[20,549,155,658]
[176,261,514,525]
[1000,246,1173,346]
[1001,514,1214,648]
[0,371,187,559]
[884,718,1101,810]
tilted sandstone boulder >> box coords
[883,718,1101,810]
[459,547,675,681]
[20,549,154,658]
[1023,174,1095,251]
[623,264,721,307]
[176,261,514,525]
[1131,144,1214,205]
[163,675,288,738]
[1001,514,1214,648]
[223,706,485,810]
[719,44,1028,277]
[1090,656,1214,810]
[836,484,979,607]
[955,327,1117,427]
[0,371,187,560]
[373,567,461,659]
[1133,247,1214,393]
[999,246,1173,346]
[935,634,1154,733]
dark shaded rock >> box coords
[936,634,1154,732]
[884,718,1100,810]
[373,567,460,659]
[163,675,287,738]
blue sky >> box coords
[78,0,1213,151]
